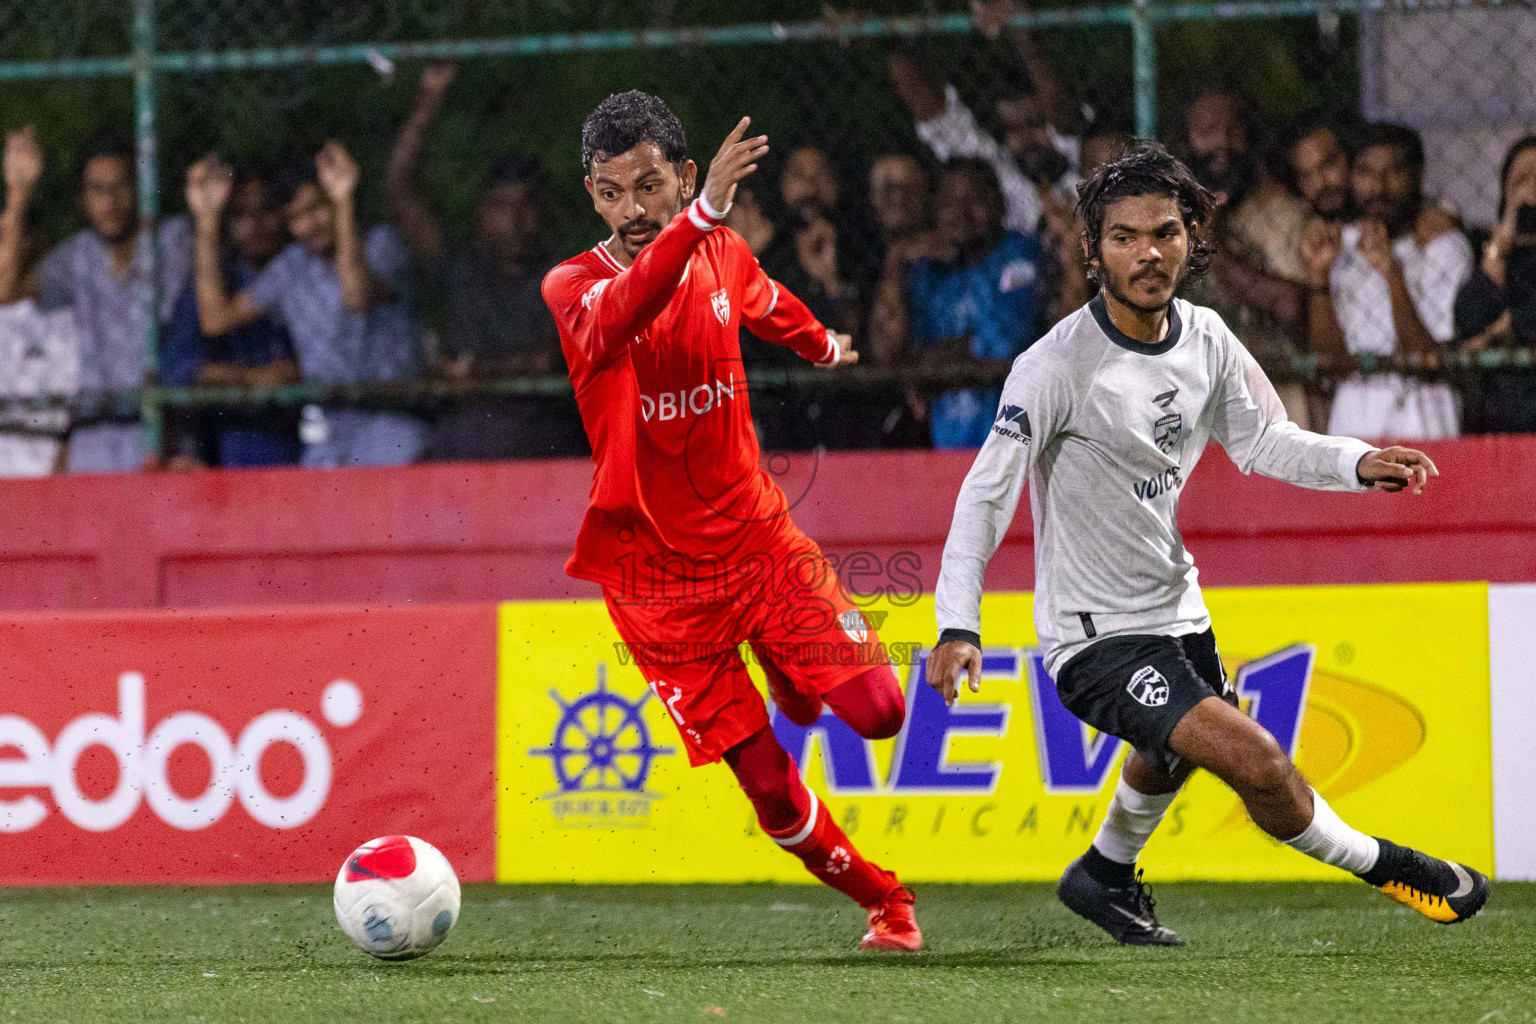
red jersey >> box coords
[542,197,839,597]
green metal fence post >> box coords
[133,0,162,459]
[1132,0,1157,140]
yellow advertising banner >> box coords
[496,583,1493,882]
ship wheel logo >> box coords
[531,665,675,824]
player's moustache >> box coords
[620,218,662,236]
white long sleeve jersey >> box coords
[935,295,1377,676]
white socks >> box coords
[1095,781,1380,876]
[1282,789,1380,874]
[1092,778,1178,864]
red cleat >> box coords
[765,661,823,727]
[859,886,922,951]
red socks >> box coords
[763,788,898,907]
[725,726,898,908]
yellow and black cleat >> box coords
[1366,839,1489,924]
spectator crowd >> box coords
[0,0,1532,477]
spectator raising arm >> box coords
[886,49,947,123]
[886,49,1042,233]
[971,0,1075,137]
[1300,217,1349,368]
[0,126,42,304]
[186,155,265,337]
[385,62,456,272]
[316,142,389,314]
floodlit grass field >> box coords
[0,882,1529,1023]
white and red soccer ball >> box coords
[333,835,461,961]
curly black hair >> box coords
[1076,140,1217,288]
[580,91,687,172]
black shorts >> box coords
[1055,629,1237,776]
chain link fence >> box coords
[0,1,1531,472]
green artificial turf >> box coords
[0,882,1529,1023]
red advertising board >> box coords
[0,604,496,885]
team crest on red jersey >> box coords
[839,609,870,644]
[710,288,730,325]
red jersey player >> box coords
[542,92,920,951]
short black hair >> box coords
[74,132,135,186]
[484,150,546,199]
[1075,140,1217,286]
[1498,135,1536,220]
[940,156,1006,215]
[1177,84,1256,150]
[488,151,549,191]
[270,158,318,209]
[231,159,279,205]
[1274,112,1354,192]
[1350,121,1425,175]
[581,91,687,171]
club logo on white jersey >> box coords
[710,288,730,325]
[1154,412,1182,453]
[839,609,870,644]
[1127,665,1170,707]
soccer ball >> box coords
[333,835,461,961]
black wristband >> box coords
[938,628,981,649]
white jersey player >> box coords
[928,143,1486,945]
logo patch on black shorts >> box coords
[1127,665,1170,707]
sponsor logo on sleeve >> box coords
[993,404,1032,444]
[581,279,609,310]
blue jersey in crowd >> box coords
[906,229,1043,448]
[163,258,300,467]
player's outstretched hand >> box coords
[702,117,769,215]
[1358,445,1438,494]
[926,639,982,707]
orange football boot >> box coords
[859,886,922,951]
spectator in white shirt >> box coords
[0,213,77,476]
[885,0,1082,236]
[1300,122,1471,440]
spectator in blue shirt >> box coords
[162,164,301,467]
[185,143,425,468]
[870,157,1046,448]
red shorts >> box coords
[603,548,890,766]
